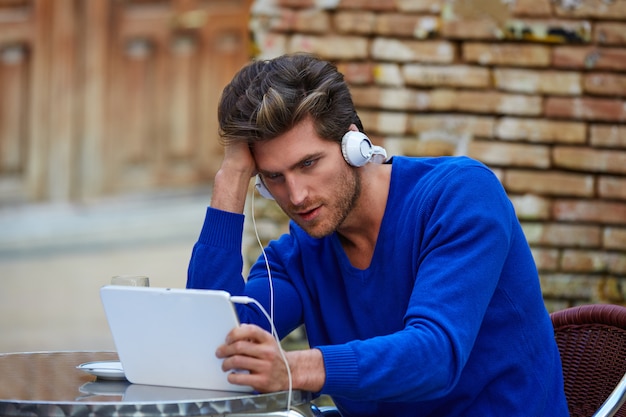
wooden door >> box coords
[92,0,252,198]
[0,0,50,204]
[0,0,252,204]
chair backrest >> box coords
[552,304,626,417]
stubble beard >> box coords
[284,167,361,239]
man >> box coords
[187,53,569,416]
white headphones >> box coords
[255,175,275,200]
[255,131,387,199]
[341,131,387,167]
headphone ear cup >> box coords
[341,131,373,167]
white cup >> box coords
[111,275,150,287]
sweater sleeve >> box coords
[186,207,247,292]
[187,207,304,338]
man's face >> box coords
[253,118,361,238]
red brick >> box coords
[496,118,586,144]
[560,250,600,272]
[403,64,490,88]
[511,0,558,17]
[350,86,416,110]
[554,0,626,19]
[404,137,447,156]
[444,90,542,116]
[382,136,454,157]
[333,11,376,35]
[523,223,602,247]
[293,10,331,33]
[595,22,626,45]
[396,0,444,13]
[505,170,594,197]
[494,69,581,95]
[608,253,626,274]
[374,14,440,38]
[605,228,626,250]
[426,140,464,156]
[406,90,437,111]
[539,273,598,300]
[339,62,375,85]
[355,109,376,132]
[371,38,455,63]
[337,0,397,10]
[287,35,369,59]
[552,46,590,68]
[595,275,626,303]
[278,0,315,7]
[554,146,626,175]
[464,42,551,67]
[440,18,501,40]
[530,248,560,271]
[421,137,480,155]
[408,114,494,137]
[591,125,626,148]
[468,141,551,168]
[357,109,409,136]
[553,46,626,71]
[444,0,512,25]
[426,90,541,115]
[562,250,626,275]
[545,97,626,122]
[427,89,457,110]
[599,176,626,201]
[255,32,288,58]
[372,63,403,86]
[553,200,626,225]
[401,89,434,111]
[264,9,296,32]
[584,72,626,97]
[511,195,551,220]
[376,111,410,135]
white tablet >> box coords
[100,285,252,392]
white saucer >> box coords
[77,361,126,380]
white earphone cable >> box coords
[251,189,275,324]
[247,187,292,411]
[230,295,293,410]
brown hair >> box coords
[217,53,363,145]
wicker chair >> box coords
[552,304,626,417]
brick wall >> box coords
[249,0,626,311]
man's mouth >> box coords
[295,206,321,222]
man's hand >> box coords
[211,141,256,214]
[216,324,326,393]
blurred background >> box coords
[0,0,625,353]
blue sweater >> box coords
[188,156,569,417]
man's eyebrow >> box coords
[260,152,325,176]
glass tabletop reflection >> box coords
[0,351,310,417]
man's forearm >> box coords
[287,348,326,392]
[210,168,252,214]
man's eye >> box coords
[302,159,315,168]
[266,173,282,182]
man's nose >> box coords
[285,176,308,206]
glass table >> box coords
[0,351,316,416]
